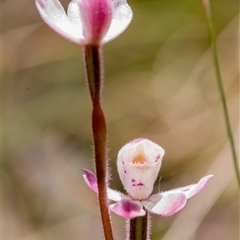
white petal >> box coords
[107,188,123,201]
[142,193,187,216]
[35,0,83,44]
[103,0,133,42]
[164,175,214,199]
[117,138,165,200]
[67,0,84,39]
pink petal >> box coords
[166,175,214,199]
[35,0,82,44]
[110,199,145,219]
[186,175,213,198]
[103,0,133,42]
[83,169,98,193]
[82,169,123,201]
[78,0,112,45]
[142,193,187,216]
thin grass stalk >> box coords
[202,0,240,188]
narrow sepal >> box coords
[165,175,214,199]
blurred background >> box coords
[2,0,239,239]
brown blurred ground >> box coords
[2,0,239,239]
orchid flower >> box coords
[83,138,213,219]
[35,0,133,45]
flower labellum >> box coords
[83,138,213,219]
[117,138,165,200]
[35,0,133,46]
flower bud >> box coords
[117,138,165,200]
[35,0,132,46]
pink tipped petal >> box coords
[35,0,82,44]
[78,0,112,44]
[110,199,145,219]
[165,175,214,199]
[82,169,98,193]
[103,0,133,42]
[185,174,214,198]
[142,193,187,216]
[83,169,124,201]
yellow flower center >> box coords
[133,144,147,164]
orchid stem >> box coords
[128,213,150,240]
[84,45,114,240]
[202,0,240,188]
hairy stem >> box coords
[202,0,240,188]
[127,213,150,240]
[84,45,114,240]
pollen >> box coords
[133,144,147,164]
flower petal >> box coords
[142,193,187,216]
[103,0,133,42]
[35,0,82,44]
[82,169,124,201]
[165,175,214,199]
[83,169,98,193]
[77,0,112,45]
[110,199,145,219]
[67,0,84,39]
[107,188,123,202]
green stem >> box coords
[202,0,240,188]
[84,45,114,240]
[128,213,150,240]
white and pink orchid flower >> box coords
[83,138,213,219]
[35,0,133,45]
